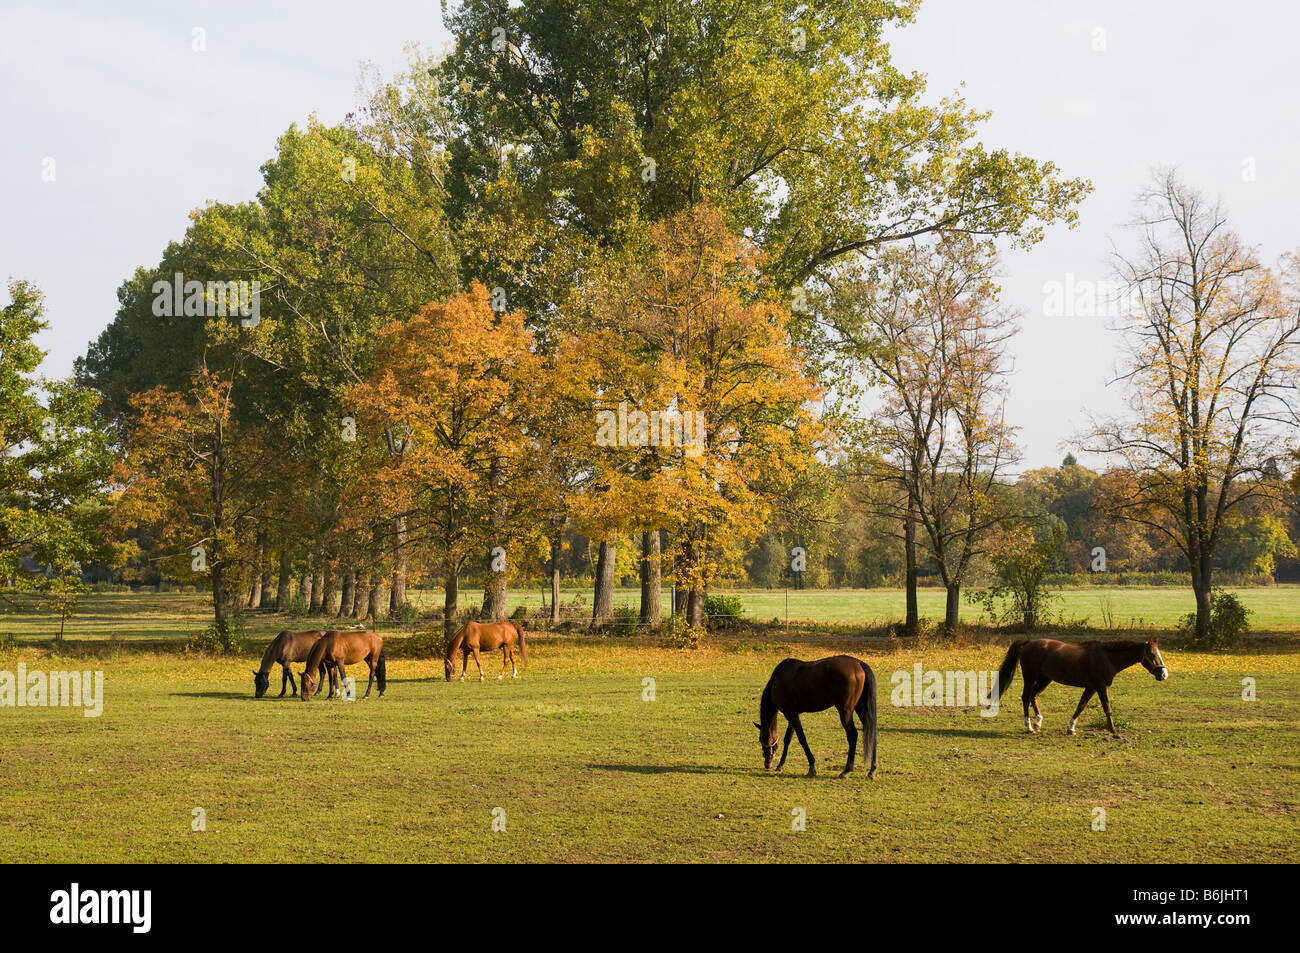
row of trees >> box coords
[6,2,1296,645]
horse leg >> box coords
[1068,688,1095,735]
[460,649,468,681]
[472,647,485,681]
[510,643,518,678]
[790,715,816,777]
[279,663,292,698]
[334,663,347,699]
[839,707,857,778]
[1098,686,1120,738]
[499,646,508,680]
[1021,684,1036,732]
[1030,677,1049,732]
[362,658,374,698]
[776,723,794,771]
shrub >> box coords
[404,626,448,658]
[389,601,419,624]
[664,614,704,650]
[188,616,244,654]
[286,593,308,619]
[1180,589,1251,648]
[608,604,639,637]
[703,594,744,630]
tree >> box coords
[575,207,825,629]
[0,281,113,615]
[114,367,266,637]
[1084,170,1300,641]
[350,284,541,633]
[830,237,1021,634]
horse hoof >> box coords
[1067,728,1076,735]
[867,770,877,780]
[497,675,504,680]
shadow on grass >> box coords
[587,763,745,776]
[171,691,251,700]
[886,726,996,738]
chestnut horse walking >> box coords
[994,637,1168,737]
[444,620,527,681]
[254,629,327,698]
[755,656,878,779]
[300,630,386,701]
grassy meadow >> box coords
[0,588,1297,863]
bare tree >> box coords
[832,236,1021,635]
[1084,169,1300,641]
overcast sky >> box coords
[3,0,1297,469]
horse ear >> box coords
[752,721,762,729]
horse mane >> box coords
[258,631,286,674]
[444,623,468,659]
[759,675,777,729]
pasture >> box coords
[1,591,1297,863]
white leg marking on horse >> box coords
[1068,718,1077,735]
[1024,716,1034,732]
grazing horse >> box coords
[300,630,386,701]
[994,637,1168,737]
[443,620,527,681]
[253,629,327,698]
[754,656,878,779]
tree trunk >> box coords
[686,587,704,629]
[310,564,324,614]
[338,568,355,618]
[389,515,408,614]
[258,531,271,609]
[297,564,313,608]
[592,539,616,625]
[367,573,382,621]
[903,508,919,637]
[482,456,508,621]
[482,548,507,621]
[275,546,292,611]
[248,531,265,609]
[639,530,662,626]
[319,567,338,617]
[444,568,459,636]
[351,575,369,619]
[943,583,961,636]
[549,534,562,624]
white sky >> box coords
[3,0,1297,469]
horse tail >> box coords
[859,660,878,773]
[995,640,1026,700]
[512,621,527,663]
[375,643,387,696]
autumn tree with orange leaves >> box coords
[350,284,543,633]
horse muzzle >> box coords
[1155,667,1168,681]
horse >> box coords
[443,620,527,681]
[993,637,1168,738]
[254,629,329,697]
[754,656,878,779]
[300,630,386,701]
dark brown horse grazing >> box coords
[443,621,527,682]
[994,638,1168,737]
[300,630,386,701]
[254,629,328,698]
[755,656,878,779]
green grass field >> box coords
[6,584,1296,641]
[1,589,1297,863]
